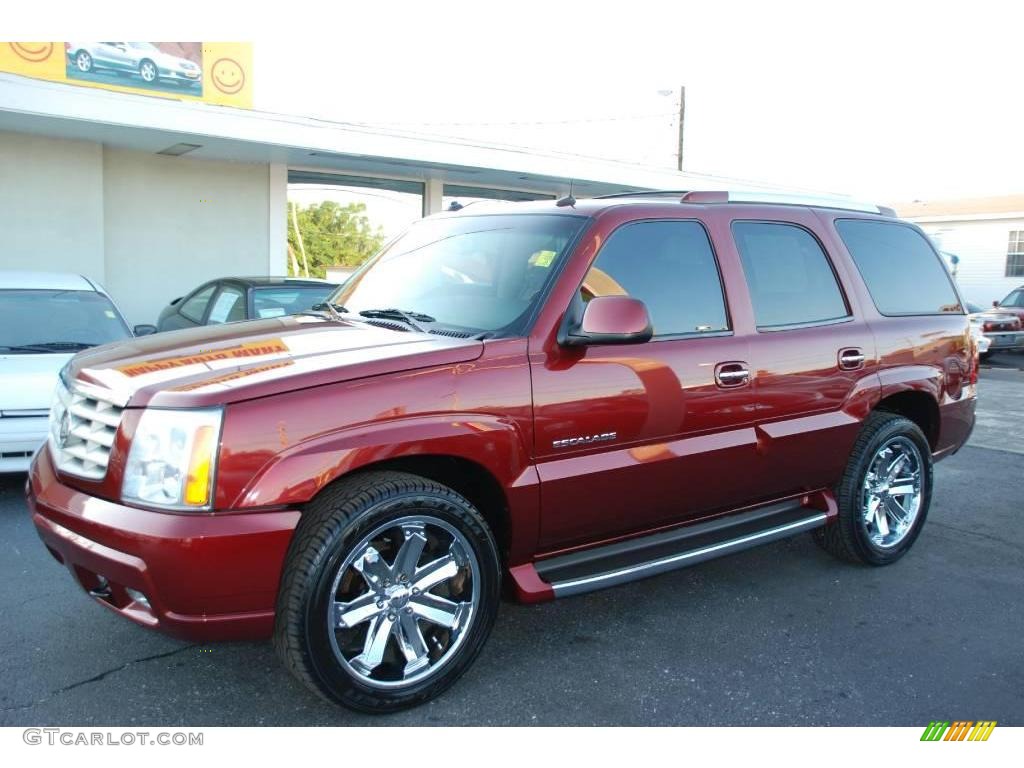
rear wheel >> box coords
[814,411,933,565]
[274,470,501,712]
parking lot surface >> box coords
[1,370,1021,726]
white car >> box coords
[0,272,152,472]
[66,42,201,87]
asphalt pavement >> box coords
[1,369,1021,726]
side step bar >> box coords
[533,494,835,599]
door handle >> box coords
[838,347,865,370]
[715,362,750,388]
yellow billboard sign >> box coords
[0,42,253,108]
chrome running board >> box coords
[536,498,830,598]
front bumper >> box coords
[161,67,201,81]
[0,415,46,472]
[27,446,300,641]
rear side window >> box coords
[835,220,962,315]
[580,220,729,336]
[732,222,849,328]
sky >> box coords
[247,0,1024,203]
[12,0,1024,203]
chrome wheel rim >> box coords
[140,62,156,81]
[327,515,479,690]
[862,436,923,549]
[76,52,90,71]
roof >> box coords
[893,194,1024,221]
[0,72,798,199]
[229,276,335,287]
[437,191,893,218]
[0,270,98,291]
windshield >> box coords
[329,214,586,334]
[253,285,336,319]
[0,290,131,351]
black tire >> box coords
[274,470,501,713]
[979,350,992,361]
[814,411,933,565]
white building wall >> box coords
[919,217,1024,307]
[102,148,273,326]
[0,131,105,281]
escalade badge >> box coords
[552,431,617,450]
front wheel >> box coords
[274,471,501,713]
[74,51,93,73]
[139,60,158,83]
[814,411,933,565]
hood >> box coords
[0,352,73,410]
[66,315,482,409]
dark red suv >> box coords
[27,191,977,712]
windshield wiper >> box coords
[358,308,435,333]
[309,302,350,321]
[1,342,95,354]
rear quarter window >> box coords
[835,219,962,315]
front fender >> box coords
[229,413,541,562]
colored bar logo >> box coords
[920,721,997,741]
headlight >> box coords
[121,409,222,510]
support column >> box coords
[423,177,444,216]
[268,162,288,275]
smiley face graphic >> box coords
[9,42,54,62]
[211,57,245,95]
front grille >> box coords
[50,380,125,480]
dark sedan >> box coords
[156,277,338,332]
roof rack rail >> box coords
[680,190,895,216]
[593,190,692,199]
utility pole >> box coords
[677,85,686,171]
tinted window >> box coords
[1001,289,1024,308]
[835,220,962,315]
[0,290,130,350]
[207,286,246,324]
[254,285,336,319]
[732,222,848,328]
[579,220,729,336]
[180,284,216,323]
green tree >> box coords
[286,200,385,278]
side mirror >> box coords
[562,296,653,346]
[993,300,1000,308]
[133,324,157,337]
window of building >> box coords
[286,171,425,279]
[179,283,217,323]
[835,219,962,315]
[732,222,849,328]
[442,185,554,212]
[579,220,729,337]
[1007,231,1024,277]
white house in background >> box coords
[895,194,1024,307]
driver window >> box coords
[580,220,730,337]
